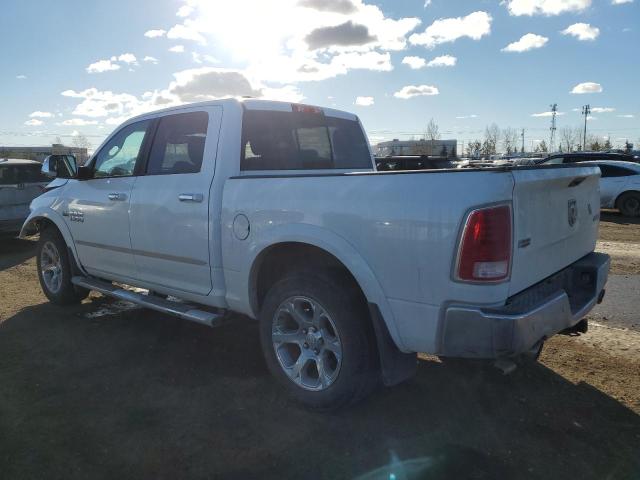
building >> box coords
[374,138,458,158]
[0,144,89,164]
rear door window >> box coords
[240,109,371,171]
[146,111,209,175]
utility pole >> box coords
[521,128,525,153]
[549,103,557,153]
[582,104,591,151]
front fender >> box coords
[226,222,405,351]
[19,200,84,275]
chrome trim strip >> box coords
[75,240,208,266]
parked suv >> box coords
[0,159,50,236]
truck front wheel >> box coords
[259,270,378,410]
[36,228,89,305]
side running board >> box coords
[72,276,224,327]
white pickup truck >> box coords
[22,99,609,409]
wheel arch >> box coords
[245,229,404,352]
[20,209,85,274]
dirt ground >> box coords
[1,212,639,480]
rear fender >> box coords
[237,223,405,352]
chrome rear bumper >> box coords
[440,252,610,358]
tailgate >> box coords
[509,165,601,295]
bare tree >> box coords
[52,136,63,145]
[501,127,518,154]
[424,118,440,155]
[466,139,481,159]
[482,123,500,157]
[71,133,91,150]
[559,127,577,153]
[538,139,548,153]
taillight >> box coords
[456,205,512,282]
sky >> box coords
[2,0,639,152]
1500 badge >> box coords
[63,209,84,222]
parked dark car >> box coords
[538,152,637,165]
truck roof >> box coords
[123,98,358,126]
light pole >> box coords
[582,104,591,151]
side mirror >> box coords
[41,155,58,178]
[76,165,94,180]
[41,154,79,179]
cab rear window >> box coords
[240,110,371,171]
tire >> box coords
[617,192,640,217]
[259,269,378,410]
[36,227,89,305]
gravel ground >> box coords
[0,212,639,480]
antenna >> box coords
[549,103,557,153]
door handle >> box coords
[178,193,203,203]
[108,193,127,201]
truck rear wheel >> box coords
[259,270,378,410]
[37,228,89,305]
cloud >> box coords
[167,21,207,44]
[144,29,166,38]
[591,107,615,113]
[116,53,137,64]
[531,111,565,117]
[409,11,491,48]
[427,54,457,67]
[169,45,185,53]
[169,0,419,84]
[177,5,194,16]
[502,33,548,52]
[169,67,262,101]
[617,114,635,118]
[612,0,633,4]
[297,0,357,14]
[86,59,121,73]
[29,111,53,118]
[305,21,377,49]
[16,74,27,80]
[571,82,602,94]
[61,88,142,117]
[393,84,439,99]
[143,56,159,64]
[192,52,220,64]
[561,23,599,40]
[456,114,478,119]
[24,119,43,126]
[424,0,432,6]
[355,96,374,106]
[59,118,99,126]
[504,0,591,16]
[402,56,426,69]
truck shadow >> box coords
[601,210,640,226]
[0,237,36,271]
[0,298,638,480]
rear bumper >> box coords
[440,252,610,358]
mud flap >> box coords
[368,303,417,386]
